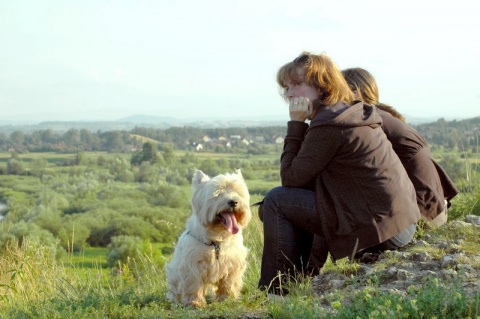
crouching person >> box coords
[258,51,421,296]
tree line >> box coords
[0,126,286,154]
[0,117,478,155]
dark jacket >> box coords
[281,101,421,260]
[378,109,459,220]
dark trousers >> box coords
[258,186,325,292]
[259,186,416,294]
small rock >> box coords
[328,279,345,289]
[437,241,448,249]
[416,240,430,247]
[465,215,480,225]
[450,220,470,228]
[447,244,464,254]
[357,265,376,276]
[439,269,457,279]
[411,252,430,262]
[419,261,439,271]
[397,269,411,280]
[440,255,457,269]
[386,267,398,277]
[456,264,475,277]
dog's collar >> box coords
[187,231,220,260]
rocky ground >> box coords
[311,216,480,313]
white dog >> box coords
[165,169,252,308]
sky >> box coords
[1,0,479,123]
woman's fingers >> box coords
[289,97,311,121]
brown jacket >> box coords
[281,101,421,260]
[379,109,459,220]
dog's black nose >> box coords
[228,200,238,208]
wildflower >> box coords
[332,301,341,309]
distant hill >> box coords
[117,115,183,125]
[404,115,465,125]
[0,114,288,133]
[0,114,474,134]
[0,121,164,134]
[413,115,480,132]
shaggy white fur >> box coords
[165,169,252,308]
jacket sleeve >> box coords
[380,110,425,159]
[280,122,340,187]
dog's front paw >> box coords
[186,299,206,308]
[216,293,228,302]
[182,293,207,308]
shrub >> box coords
[61,214,92,252]
[87,214,162,247]
[0,221,66,259]
[29,158,47,177]
[135,161,158,183]
[106,235,142,267]
[7,159,25,175]
[139,181,188,208]
[198,158,222,176]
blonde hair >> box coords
[277,51,354,106]
[342,67,406,122]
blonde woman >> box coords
[259,52,420,296]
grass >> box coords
[328,278,478,319]
[0,211,269,318]
[1,206,479,318]
[67,246,109,268]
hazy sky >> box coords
[1,0,479,123]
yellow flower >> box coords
[332,301,341,309]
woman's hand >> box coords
[289,97,312,122]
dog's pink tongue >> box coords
[221,212,239,234]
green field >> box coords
[0,148,479,318]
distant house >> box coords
[202,136,210,142]
[196,144,204,151]
[274,137,284,144]
[464,130,475,138]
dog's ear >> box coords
[192,169,210,188]
[234,169,243,179]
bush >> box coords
[135,162,158,183]
[87,215,162,247]
[106,235,142,267]
[139,181,188,208]
[0,221,66,259]
[7,159,25,175]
